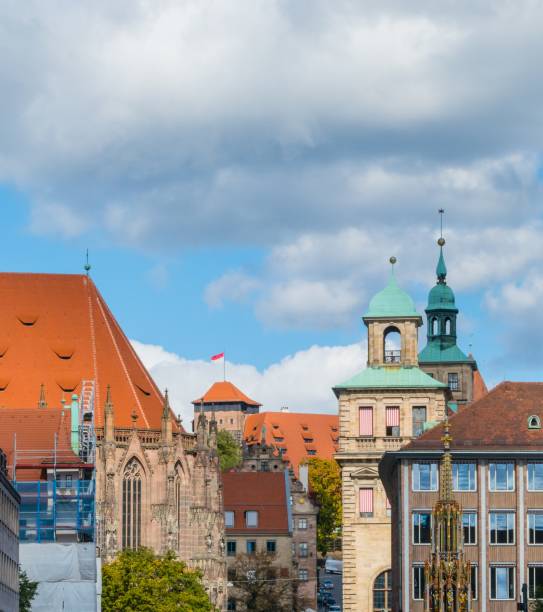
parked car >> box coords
[328,606,341,612]
[325,558,343,574]
[325,597,337,608]
[322,579,334,590]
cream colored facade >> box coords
[336,302,450,612]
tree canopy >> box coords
[19,569,38,612]
[305,457,342,555]
[217,429,242,471]
[102,548,214,612]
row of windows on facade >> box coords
[0,486,18,536]
[0,550,18,593]
[226,539,309,557]
[359,406,431,438]
[412,564,543,601]
[225,511,310,530]
[411,510,543,545]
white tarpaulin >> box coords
[19,543,98,612]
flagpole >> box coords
[223,353,226,381]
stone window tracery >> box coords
[122,458,143,549]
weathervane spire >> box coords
[84,249,91,276]
[436,209,447,283]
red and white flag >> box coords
[211,352,224,361]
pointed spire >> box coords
[84,249,91,276]
[37,383,47,409]
[162,388,170,419]
[436,237,447,284]
[105,384,113,415]
[104,385,115,443]
[439,416,453,501]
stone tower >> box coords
[418,239,481,407]
[335,259,451,612]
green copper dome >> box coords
[364,270,419,318]
[426,282,457,312]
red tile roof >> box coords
[244,412,339,475]
[405,381,543,451]
[193,381,260,406]
[0,273,176,430]
[222,471,289,534]
[472,369,488,402]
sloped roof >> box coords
[0,273,174,430]
[364,272,420,319]
[222,471,289,534]
[472,369,488,402]
[193,381,260,406]
[334,366,446,393]
[244,412,339,475]
[418,343,471,364]
[402,382,543,452]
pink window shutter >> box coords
[386,406,400,427]
[359,488,373,514]
[359,407,373,436]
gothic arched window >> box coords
[373,570,392,611]
[175,469,182,549]
[122,458,143,549]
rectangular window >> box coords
[246,540,256,554]
[463,512,477,545]
[528,512,543,544]
[225,511,234,528]
[412,406,427,437]
[471,566,478,600]
[298,518,307,530]
[266,540,276,553]
[359,407,373,437]
[453,463,477,491]
[226,541,237,556]
[245,511,258,527]
[528,463,543,491]
[490,566,515,600]
[359,488,374,517]
[299,569,308,581]
[299,543,308,557]
[413,512,432,544]
[448,372,459,391]
[529,566,543,599]
[412,463,438,491]
[413,566,425,600]
[386,406,400,437]
[489,512,515,544]
[489,462,515,491]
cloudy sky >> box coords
[1,1,542,423]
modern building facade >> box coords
[0,447,20,612]
[380,381,543,612]
[334,260,451,612]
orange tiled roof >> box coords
[0,273,174,430]
[472,369,488,402]
[193,381,260,406]
[244,412,339,475]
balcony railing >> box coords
[384,350,401,364]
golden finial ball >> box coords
[389,256,397,265]
[437,237,445,247]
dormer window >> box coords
[528,415,541,429]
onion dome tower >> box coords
[424,419,472,611]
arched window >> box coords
[175,467,183,549]
[373,570,392,611]
[431,318,438,336]
[384,327,401,363]
[528,415,541,429]
[122,458,143,549]
[445,318,451,335]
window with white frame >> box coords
[488,462,515,491]
[528,463,543,491]
[471,565,478,600]
[452,463,477,491]
[528,566,543,599]
[490,566,515,600]
[413,512,432,544]
[489,512,515,544]
[298,568,308,581]
[462,512,477,545]
[245,511,258,527]
[413,566,425,600]
[298,518,308,530]
[528,512,543,545]
[299,542,308,558]
[226,541,236,556]
[412,463,438,491]
[225,511,234,528]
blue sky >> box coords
[1,1,543,419]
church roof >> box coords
[334,366,446,393]
[193,381,260,406]
[364,270,419,319]
[0,272,174,430]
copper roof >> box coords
[222,471,289,534]
[193,381,260,406]
[404,381,543,451]
[244,412,339,475]
[0,272,174,430]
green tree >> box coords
[217,429,242,471]
[305,457,342,555]
[19,569,38,612]
[102,548,214,612]
[532,586,543,611]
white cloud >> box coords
[131,338,364,426]
[205,271,261,308]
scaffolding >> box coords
[79,380,96,464]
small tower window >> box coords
[431,318,438,336]
[445,318,451,335]
[528,415,541,429]
[384,326,401,364]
